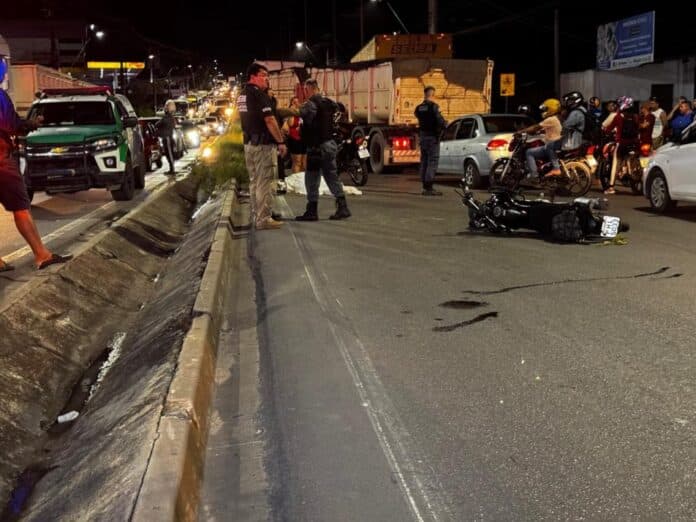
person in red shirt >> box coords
[603,96,639,194]
[285,97,306,173]
[638,103,655,149]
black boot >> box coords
[329,196,351,220]
[295,201,319,221]
[422,183,442,196]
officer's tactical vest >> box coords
[303,95,337,147]
[415,101,441,135]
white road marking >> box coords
[2,155,197,264]
[277,196,453,522]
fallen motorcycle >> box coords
[460,184,629,243]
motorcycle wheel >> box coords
[345,158,369,186]
[490,159,520,191]
[630,179,643,195]
[564,161,592,197]
[629,157,643,194]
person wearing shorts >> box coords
[0,57,71,271]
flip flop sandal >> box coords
[0,263,15,273]
[36,254,73,270]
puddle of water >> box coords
[433,312,499,333]
[439,300,488,310]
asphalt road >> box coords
[250,171,696,521]
[0,152,198,300]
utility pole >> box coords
[359,0,364,47]
[428,0,437,34]
[304,0,308,44]
[554,8,560,96]
[332,0,337,65]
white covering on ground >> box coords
[283,172,363,196]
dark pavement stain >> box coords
[433,312,498,332]
[654,273,683,280]
[463,267,674,296]
[439,300,488,310]
[434,318,444,321]
[396,334,404,338]
[401,310,412,314]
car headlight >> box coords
[224,107,233,117]
[91,137,119,151]
[186,130,199,141]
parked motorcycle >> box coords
[490,133,592,197]
[334,113,370,186]
[460,184,628,243]
[596,141,648,194]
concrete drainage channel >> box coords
[0,174,242,521]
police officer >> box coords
[295,79,350,221]
[238,63,287,230]
[0,56,71,270]
[414,85,446,196]
[156,100,177,174]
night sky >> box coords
[6,1,693,102]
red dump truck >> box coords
[268,34,493,174]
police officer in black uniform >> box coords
[238,62,287,230]
[414,85,446,196]
[295,79,350,221]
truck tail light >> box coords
[486,139,508,151]
[391,137,410,150]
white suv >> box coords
[643,121,696,212]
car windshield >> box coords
[31,101,115,126]
[175,102,188,113]
[482,116,534,134]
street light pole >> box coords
[149,54,156,113]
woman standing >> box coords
[156,100,177,175]
[285,97,306,173]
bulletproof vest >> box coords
[303,94,337,147]
[415,101,439,135]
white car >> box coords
[643,121,696,212]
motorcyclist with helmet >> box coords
[602,95,639,194]
[517,98,562,179]
[560,91,587,151]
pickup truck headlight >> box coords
[90,137,119,151]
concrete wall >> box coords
[561,58,696,105]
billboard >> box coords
[597,11,655,71]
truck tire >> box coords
[369,131,386,174]
[111,157,136,201]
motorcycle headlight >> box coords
[91,137,119,151]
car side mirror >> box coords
[123,116,138,129]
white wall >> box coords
[561,58,696,105]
